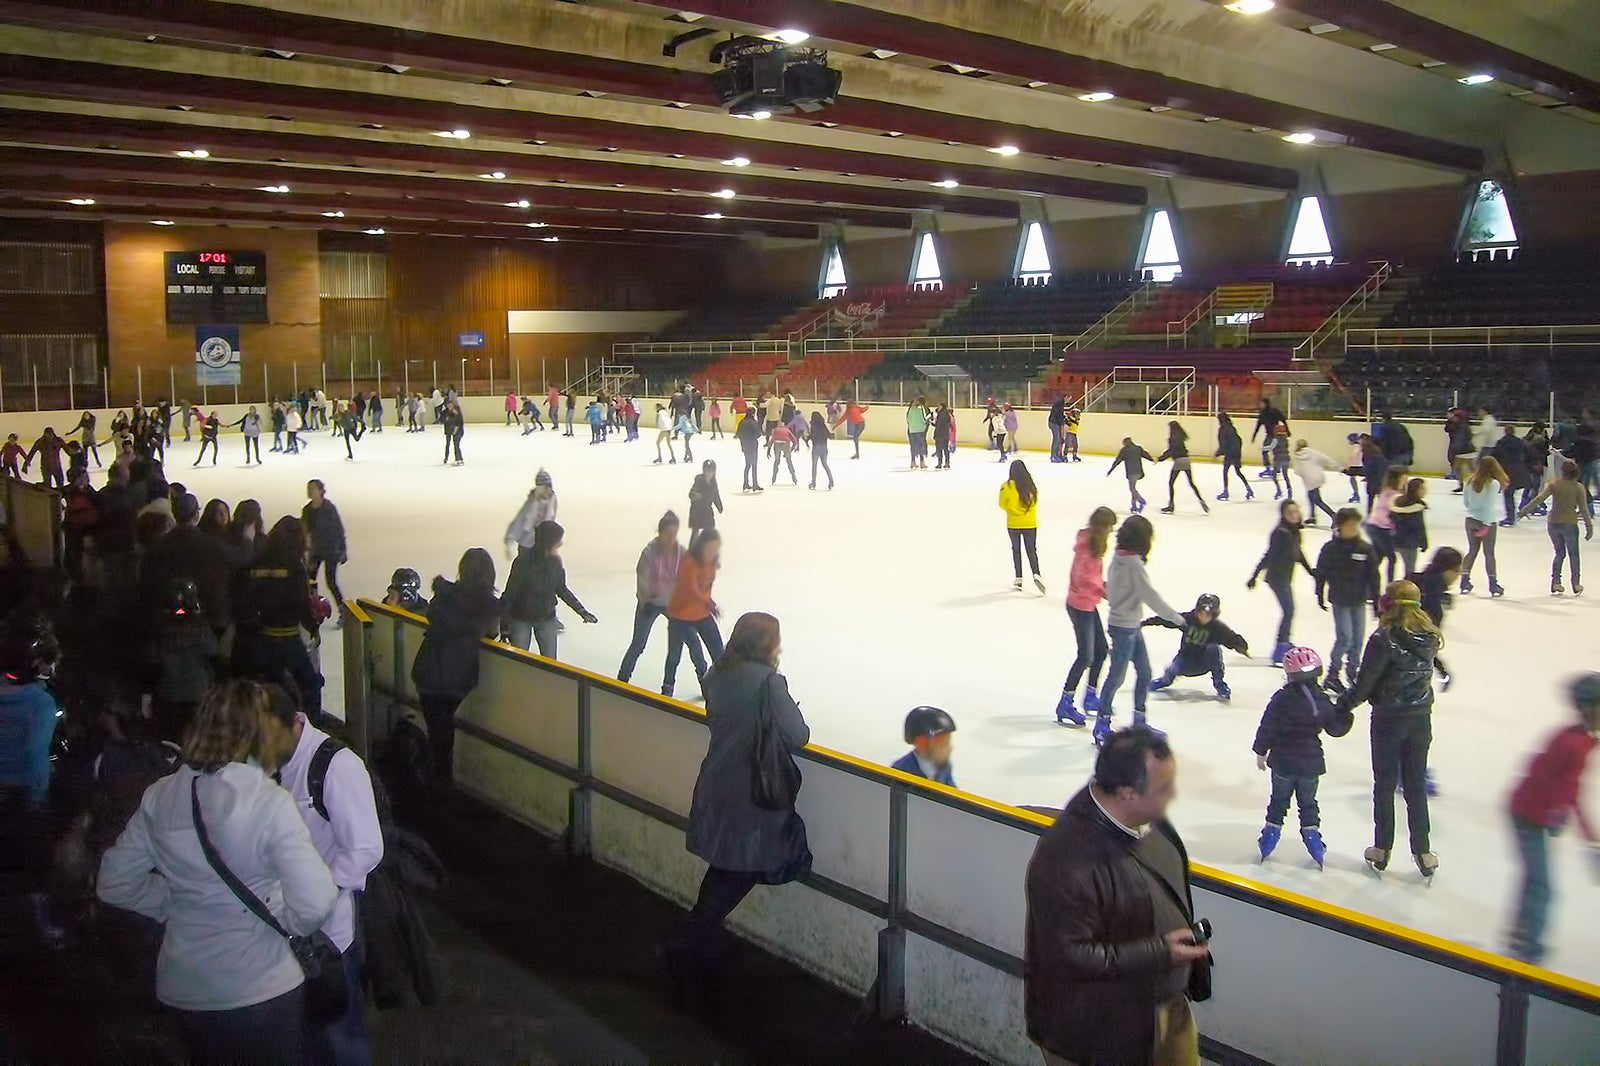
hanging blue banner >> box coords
[195,324,242,386]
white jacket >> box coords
[1473,414,1500,454]
[504,490,559,549]
[98,762,337,1011]
[1292,446,1339,490]
[656,409,672,432]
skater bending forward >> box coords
[1251,646,1353,868]
[1144,593,1249,702]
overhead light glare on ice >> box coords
[1224,0,1275,14]
[524,221,547,228]
[151,219,175,226]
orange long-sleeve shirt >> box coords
[667,553,717,622]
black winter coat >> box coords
[1253,681,1352,777]
[501,552,587,624]
[688,475,724,529]
[1252,522,1312,585]
[1315,535,1380,607]
[1344,626,1441,718]
[1391,501,1429,551]
[302,500,347,560]
[412,578,501,700]
[1215,420,1242,460]
[1110,444,1155,480]
[1382,421,1413,460]
[1492,434,1531,489]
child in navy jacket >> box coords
[1252,646,1353,868]
[1144,593,1249,702]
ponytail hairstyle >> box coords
[1085,506,1117,558]
[1378,579,1444,646]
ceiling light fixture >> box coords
[713,188,737,198]
[65,198,95,205]
[321,210,345,217]
[256,184,290,193]
[506,199,531,208]
[1283,131,1316,143]
[480,171,507,179]
[363,228,384,235]
[1224,0,1275,13]
[176,148,209,158]
[541,236,559,243]
[770,29,810,44]
[736,110,773,120]
[932,178,959,189]
[1368,42,1397,52]
[701,212,724,219]
[433,128,471,139]
[1307,22,1339,34]
[1420,60,1446,68]
[722,156,750,166]
[988,145,1020,156]
[151,219,174,226]
[1078,91,1115,102]
[1149,105,1172,113]
[1458,73,1495,85]
[1025,80,1048,88]
[885,130,903,137]
[524,221,547,228]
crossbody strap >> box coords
[190,776,291,942]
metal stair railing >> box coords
[1060,280,1157,352]
[1166,290,1217,349]
[1293,260,1393,361]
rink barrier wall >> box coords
[1,477,63,568]
[348,598,1600,1066]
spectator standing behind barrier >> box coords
[266,685,384,1066]
[1025,727,1211,1066]
[97,681,338,1066]
[892,707,956,786]
[667,613,811,999]
[411,549,501,791]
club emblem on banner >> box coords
[194,325,242,386]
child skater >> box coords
[1157,421,1210,514]
[1292,438,1341,525]
[652,404,677,465]
[1145,592,1250,702]
[1251,646,1353,868]
[1268,425,1293,501]
[1093,514,1187,746]
[1343,432,1364,503]
[1505,673,1600,965]
[1461,455,1508,595]
[688,460,723,549]
[2,433,22,478]
[1214,412,1254,502]
[1315,508,1381,694]
[1107,437,1154,513]
[1064,407,1082,462]
[675,408,698,464]
[999,460,1045,593]
[767,417,799,485]
[1391,478,1431,579]
[1248,500,1314,664]
[1366,468,1405,583]
[808,411,834,490]
[1054,507,1117,727]
[891,707,957,787]
[708,398,723,439]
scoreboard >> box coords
[164,250,268,323]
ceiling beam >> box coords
[0,53,1144,202]
[675,0,1484,171]
[0,0,1282,188]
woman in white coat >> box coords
[1292,438,1342,525]
[99,680,337,1066]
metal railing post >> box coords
[569,681,594,858]
[67,364,74,410]
[169,366,175,404]
[874,784,909,1022]
[1495,975,1529,1066]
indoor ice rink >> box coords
[162,418,1600,986]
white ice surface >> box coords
[168,420,1600,985]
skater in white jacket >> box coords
[1473,406,1500,458]
[1292,440,1342,525]
[504,469,558,558]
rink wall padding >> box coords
[353,599,1600,1066]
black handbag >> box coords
[750,673,801,811]
[189,777,350,1027]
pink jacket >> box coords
[1066,528,1107,611]
[1369,487,1399,530]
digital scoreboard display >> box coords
[164,250,268,323]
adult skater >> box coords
[1315,508,1381,694]
[892,707,957,786]
[1291,438,1341,524]
[285,403,303,454]
[22,428,66,488]
[1252,397,1287,476]
[662,530,725,698]
[1093,514,1186,746]
[1048,396,1067,462]
[1390,478,1430,579]
[500,520,597,658]
[1267,426,1293,501]
[1146,593,1250,702]
[1214,412,1253,502]
[1360,435,1390,514]
[191,414,219,468]
[1505,674,1600,966]
[504,389,519,426]
[66,410,100,468]
[1338,580,1444,880]
[652,404,677,465]
[1054,507,1117,727]
[1379,412,1413,471]
[1000,460,1046,593]
[831,399,869,460]
[547,384,560,429]
[1107,437,1154,513]
[688,460,723,548]
[442,400,465,465]
[268,401,285,452]
[1157,421,1210,514]
[564,390,577,437]
[736,409,763,492]
[1461,455,1508,595]
[807,411,835,489]
[617,512,684,686]
[369,389,384,432]
[767,418,799,486]
[231,406,264,466]
[932,401,954,471]
[998,403,1019,461]
[411,548,501,789]
[1251,647,1351,867]
[1248,500,1314,664]
[504,470,558,559]
[1444,407,1473,489]
[302,479,347,617]
[763,391,784,439]
[1492,424,1532,526]
[338,402,363,461]
[907,396,930,470]
[1518,460,1594,594]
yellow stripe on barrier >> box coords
[343,600,372,625]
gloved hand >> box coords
[1439,670,1453,692]
[1255,755,1268,772]
[1246,577,1258,590]
[1317,598,1328,612]
[581,612,598,625]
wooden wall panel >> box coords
[1049,213,1144,275]
[1181,198,1292,273]
[1509,171,1600,253]
[1330,184,1468,265]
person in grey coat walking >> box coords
[668,612,811,995]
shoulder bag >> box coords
[750,672,801,811]
[189,777,349,1026]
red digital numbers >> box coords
[197,252,229,264]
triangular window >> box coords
[911,231,942,283]
[820,244,847,298]
[1016,221,1052,282]
[1139,210,1183,282]
[1462,180,1518,253]
[1285,196,1334,266]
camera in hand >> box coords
[1189,918,1213,946]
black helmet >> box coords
[1571,673,1600,708]
[165,577,202,617]
[903,705,957,743]
[1195,593,1221,615]
[0,613,60,685]
[390,567,422,597]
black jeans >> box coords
[664,616,724,694]
[741,444,760,490]
[244,436,261,463]
[617,602,666,683]
[1007,527,1040,580]
[1306,487,1336,522]
[810,450,833,488]
[1267,576,1293,645]
[444,431,463,463]
[420,693,463,786]
[310,554,344,607]
[1371,713,1432,853]
[669,867,761,976]
[1065,605,1107,692]
[194,439,217,465]
[176,984,305,1066]
[1265,771,1321,829]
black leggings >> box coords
[1065,605,1108,692]
[309,554,343,607]
[1306,487,1336,522]
[420,694,463,787]
[741,445,760,489]
[1167,465,1204,507]
[444,430,463,463]
[670,867,760,975]
[243,436,261,463]
[1219,456,1248,494]
[1008,527,1040,580]
[1371,714,1432,853]
[194,438,217,465]
[810,450,833,488]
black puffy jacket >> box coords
[1344,625,1441,717]
[411,578,500,700]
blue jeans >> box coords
[317,945,369,1066]
[1549,523,1582,586]
[1267,576,1294,645]
[1510,816,1553,964]
[617,603,666,683]
[1050,423,1064,459]
[664,616,723,695]
[1329,604,1366,681]
[1160,644,1223,685]
[1265,772,1321,829]
[1099,625,1151,720]
[1065,606,1107,693]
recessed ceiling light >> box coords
[713,188,737,198]
[1148,105,1172,113]
[362,228,384,235]
[1200,116,1221,122]
[1025,80,1048,88]
[176,148,209,158]
[1307,22,1339,34]
[722,156,750,166]
[736,110,772,120]
[480,171,506,179]
[433,128,471,139]
[1078,91,1115,102]
[321,210,345,217]
[816,121,837,128]
[1420,60,1446,68]
[1224,0,1275,13]
[866,48,898,60]
[931,178,959,189]
[988,145,1020,155]
[770,29,810,44]
[524,221,547,228]
[256,184,290,193]
[1369,42,1397,52]
[506,199,531,208]
[701,212,724,219]
[885,130,903,137]
[1458,73,1495,85]
[1283,131,1316,143]
[65,198,95,205]
[151,219,174,226]
[541,236,559,243]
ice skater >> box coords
[1391,478,1430,579]
[500,520,597,658]
[191,414,220,467]
[1092,514,1186,746]
[1314,510,1380,697]
[1145,593,1249,702]
[736,409,762,492]
[1519,460,1594,595]
[808,411,834,490]
[767,417,799,485]
[1157,422,1210,514]
[302,479,348,618]
[22,427,66,487]
[1365,468,1404,583]
[999,460,1045,593]
[1054,507,1116,727]
[1248,500,1313,664]
[66,410,101,468]
[997,403,1019,461]
[521,395,543,433]
[1337,580,1444,880]
[1505,673,1600,966]
[932,402,954,470]
[2,433,22,478]
[1342,433,1364,503]
[1252,397,1288,477]
[662,530,725,699]
[285,404,304,454]
[652,404,677,465]
[832,400,869,460]
[505,470,559,559]
[1214,412,1253,501]
[688,460,723,548]
[892,707,957,786]
[1048,397,1067,463]
[708,398,724,439]
[384,567,429,613]
[1064,407,1082,461]
[617,512,684,685]
[1460,455,1508,595]
[1107,437,1154,513]
[1292,439,1340,524]
[674,408,699,463]
[1267,426,1293,501]
[1251,646,1352,868]
[231,405,264,465]
[907,395,930,470]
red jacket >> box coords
[1510,725,1597,837]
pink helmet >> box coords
[1282,646,1323,679]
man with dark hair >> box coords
[1025,727,1211,1066]
[1251,397,1287,477]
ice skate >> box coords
[1458,578,1473,594]
[1013,578,1023,591]
[1245,488,1256,500]
[1091,715,1112,747]
[1363,847,1390,876]
[1032,574,1046,594]
[1201,501,1211,514]
[1302,828,1327,869]
[1553,578,1565,595]
[1415,852,1439,882]
[1130,711,1165,739]
[1054,692,1085,727]
[1576,584,1585,596]
[1214,680,1231,702]
[1489,581,1505,597]
[1159,504,1175,514]
[1323,674,1347,697]
[1270,641,1291,666]
[1216,490,1229,501]
[1425,768,1438,796]
[1148,675,1174,692]
[1257,824,1281,862]
[1082,687,1102,714]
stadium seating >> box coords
[1382,251,1600,328]
[650,293,814,342]
[932,273,1142,337]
